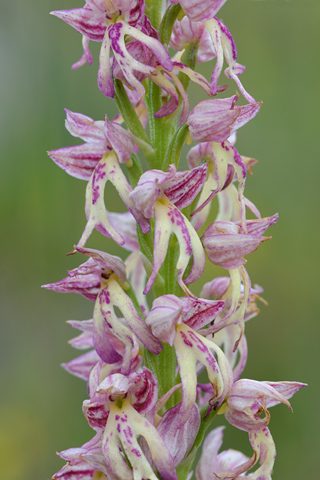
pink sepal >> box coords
[172,0,227,22]
[202,221,270,270]
[157,403,200,466]
[62,350,99,382]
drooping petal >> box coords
[93,297,124,366]
[144,198,205,294]
[204,17,255,103]
[98,278,163,371]
[157,402,200,466]
[107,211,139,251]
[125,252,149,314]
[174,322,233,425]
[104,21,172,101]
[103,401,178,480]
[72,35,93,69]
[78,156,126,247]
[78,152,149,247]
[213,323,248,381]
[196,426,248,480]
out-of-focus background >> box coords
[1,1,318,479]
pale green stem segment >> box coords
[145,81,174,169]
[113,79,156,163]
[148,0,164,30]
[159,3,182,47]
[126,153,143,188]
[178,42,198,91]
[163,123,189,171]
[134,6,210,474]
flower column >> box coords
[46,1,306,479]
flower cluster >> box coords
[46,1,306,479]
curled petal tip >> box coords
[66,247,77,256]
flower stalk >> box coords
[46,1,306,479]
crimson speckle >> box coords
[180,331,193,347]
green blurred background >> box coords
[1,1,318,479]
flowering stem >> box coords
[47,2,306,479]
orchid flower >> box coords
[215,380,307,479]
[187,141,261,231]
[130,164,208,294]
[51,1,173,99]
[43,246,162,375]
[170,1,254,101]
[48,109,141,180]
[146,294,233,425]
[83,369,178,480]
[187,95,261,230]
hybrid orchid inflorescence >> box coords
[46,1,306,479]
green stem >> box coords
[145,81,174,169]
[178,42,198,91]
[163,123,189,171]
[126,153,143,188]
[191,404,220,453]
[159,4,182,47]
[148,0,164,30]
[114,80,155,164]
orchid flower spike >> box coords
[47,2,306,479]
